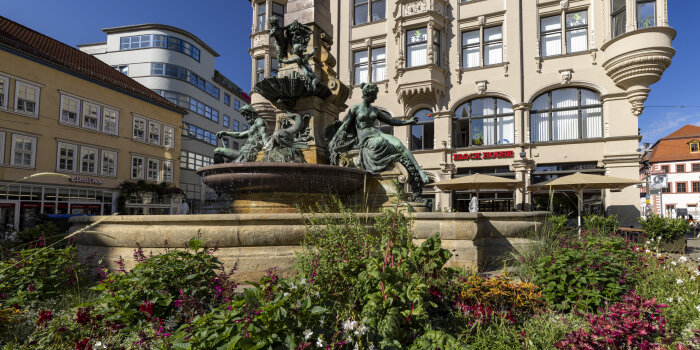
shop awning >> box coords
[433,173,523,191]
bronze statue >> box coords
[213,105,268,163]
[280,44,319,91]
[268,16,288,61]
[328,83,430,185]
[262,112,312,163]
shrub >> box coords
[639,214,691,242]
[529,233,640,312]
[0,246,85,307]
[456,274,543,325]
[549,215,569,236]
[583,214,620,235]
[555,292,671,349]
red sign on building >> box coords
[453,150,514,161]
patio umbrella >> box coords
[528,172,643,234]
[433,173,523,212]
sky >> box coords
[1,0,698,146]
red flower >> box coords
[139,300,154,317]
[75,338,92,350]
[36,309,52,328]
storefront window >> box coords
[454,97,514,147]
[530,88,602,142]
[530,162,604,217]
[410,109,434,151]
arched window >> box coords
[453,97,514,147]
[411,109,433,151]
[530,87,602,142]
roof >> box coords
[0,16,184,114]
[648,125,700,163]
[101,24,219,57]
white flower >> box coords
[319,319,324,326]
[646,240,651,245]
[358,324,368,336]
[691,276,696,281]
[283,292,290,297]
[645,249,651,253]
[290,283,297,290]
[316,337,325,348]
[695,271,700,276]
[696,305,700,313]
[679,256,688,263]
[300,278,306,285]
[671,261,677,266]
[342,319,358,332]
[369,344,376,350]
[353,343,359,350]
[94,342,106,349]
[657,253,663,258]
[678,296,683,302]
[304,329,313,341]
[677,279,684,284]
[668,297,674,303]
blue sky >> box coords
[2,0,698,145]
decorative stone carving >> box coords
[478,16,486,26]
[591,49,597,65]
[536,57,542,73]
[403,0,427,16]
[253,35,266,48]
[560,0,569,10]
[364,38,372,47]
[628,90,651,116]
[559,69,573,84]
[503,62,509,77]
[476,80,488,94]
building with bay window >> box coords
[248,0,674,226]
[0,16,185,231]
[79,24,251,213]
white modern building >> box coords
[641,125,700,218]
[79,24,250,213]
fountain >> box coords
[69,0,549,281]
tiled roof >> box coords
[649,125,700,163]
[0,16,184,113]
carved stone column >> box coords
[511,158,536,211]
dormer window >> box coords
[690,140,700,153]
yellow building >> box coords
[0,16,186,230]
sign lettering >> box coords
[69,176,105,185]
[453,151,514,161]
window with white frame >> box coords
[461,26,503,68]
[0,76,8,109]
[541,10,588,57]
[163,126,174,149]
[530,88,602,142]
[234,99,241,111]
[14,81,39,116]
[223,115,230,128]
[406,28,428,67]
[131,155,144,179]
[271,58,279,77]
[103,108,118,135]
[113,65,128,76]
[60,95,80,126]
[354,0,385,26]
[272,3,285,27]
[637,0,656,29]
[80,146,98,174]
[162,160,174,183]
[0,132,5,164]
[101,150,116,177]
[354,47,386,84]
[256,58,265,82]
[233,120,240,131]
[256,2,266,31]
[148,121,161,145]
[611,0,626,38]
[453,98,514,147]
[224,93,231,106]
[133,117,146,141]
[82,102,100,131]
[11,134,36,167]
[146,158,160,181]
[57,142,78,172]
[410,109,434,151]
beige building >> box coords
[249,0,675,225]
[0,16,185,231]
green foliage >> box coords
[582,214,619,235]
[90,245,224,325]
[116,180,183,213]
[0,246,84,308]
[639,214,691,242]
[528,233,640,312]
[549,215,568,236]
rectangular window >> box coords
[223,115,230,128]
[462,30,480,68]
[677,182,687,193]
[353,50,369,84]
[224,93,231,106]
[0,132,5,164]
[371,47,387,82]
[60,95,80,126]
[406,28,428,67]
[611,0,626,38]
[0,76,8,108]
[101,150,116,177]
[257,3,266,31]
[113,65,128,76]
[82,102,100,131]
[637,0,656,29]
[271,58,279,77]
[691,143,700,153]
[131,156,144,180]
[256,58,265,82]
[483,26,503,65]
[541,16,562,57]
[272,2,285,25]
[354,0,384,25]
[163,126,174,149]
[15,81,39,116]
[162,161,174,183]
[148,121,161,145]
[234,99,241,111]
[693,164,700,172]
[661,165,669,173]
[676,164,685,173]
[233,120,240,131]
[103,108,118,135]
[80,146,97,174]
[692,182,700,193]
[147,158,160,181]
[565,11,588,53]
[354,0,369,25]
[10,134,36,167]
[57,142,77,172]
[133,117,146,141]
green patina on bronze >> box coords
[261,112,312,163]
[213,104,268,164]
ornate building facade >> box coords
[249,0,675,225]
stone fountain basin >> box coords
[196,162,368,195]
